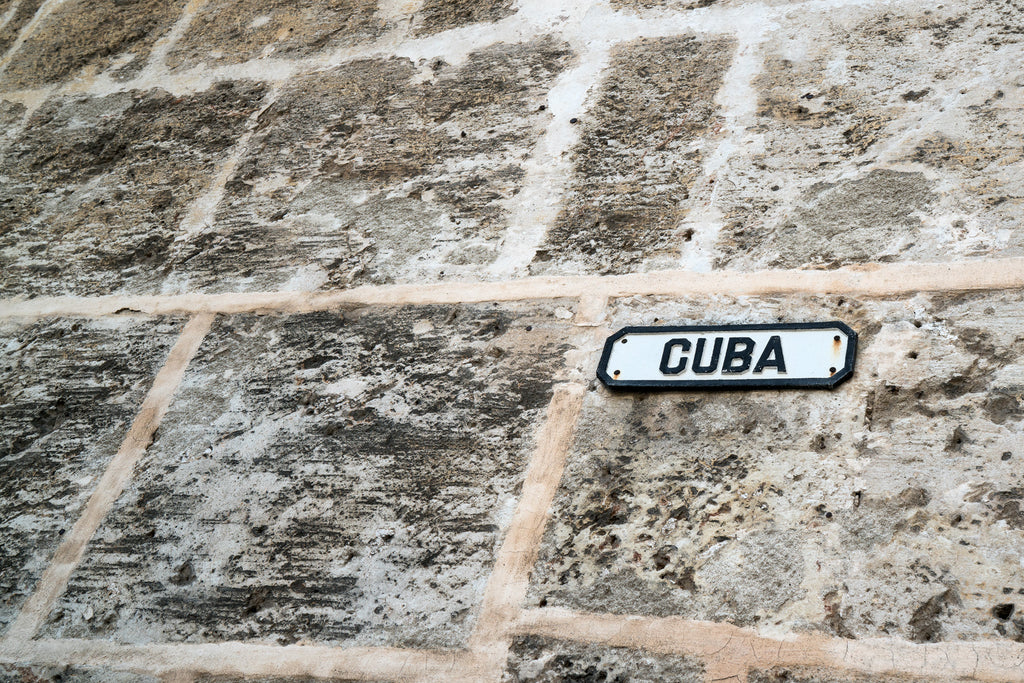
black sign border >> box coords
[597,321,857,390]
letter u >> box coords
[692,338,722,374]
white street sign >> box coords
[597,322,857,389]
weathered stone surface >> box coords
[46,303,577,647]
[715,3,1024,269]
[0,665,159,682]
[0,82,267,297]
[0,317,182,635]
[195,676,375,683]
[749,667,972,683]
[413,0,517,36]
[529,291,1024,642]
[0,0,45,58]
[503,635,704,682]
[0,0,188,89]
[0,98,25,136]
[531,36,733,275]
[167,0,385,71]
[167,38,572,293]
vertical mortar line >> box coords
[677,19,769,272]
[175,81,282,243]
[140,0,210,78]
[485,41,613,278]
[0,0,21,35]
[463,382,587,681]
[0,0,68,72]
[2,313,216,643]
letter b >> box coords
[722,337,755,374]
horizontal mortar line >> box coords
[3,258,1024,319]
[2,314,214,642]
[514,608,1024,682]
[0,639,474,681]
[0,0,901,102]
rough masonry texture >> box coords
[1,0,1023,681]
[45,304,576,648]
[0,317,182,637]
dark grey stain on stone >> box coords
[45,304,573,647]
[169,37,573,293]
[531,35,733,275]
[504,635,704,682]
[0,82,267,297]
[0,317,182,635]
[719,169,937,268]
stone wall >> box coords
[1,0,1023,680]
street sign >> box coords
[597,321,856,390]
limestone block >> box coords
[0,0,189,89]
[502,635,704,682]
[0,317,183,635]
[715,2,1024,269]
[413,0,517,36]
[45,303,578,647]
[529,291,1024,643]
[531,35,733,275]
[167,38,573,293]
[167,0,386,71]
[0,0,44,58]
[749,666,973,683]
[0,83,267,297]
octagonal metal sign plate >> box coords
[597,321,857,390]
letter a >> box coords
[659,338,691,375]
[754,335,787,373]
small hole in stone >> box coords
[525,325,532,331]
[569,117,578,123]
[908,351,918,359]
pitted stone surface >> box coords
[0,665,160,682]
[0,82,267,297]
[167,37,573,293]
[715,3,1024,269]
[749,667,973,683]
[502,635,704,682]
[0,0,188,89]
[45,304,576,647]
[529,291,1024,642]
[0,317,182,635]
[532,36,733,275]
[167,0,386,71]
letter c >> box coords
[660,338,691,374]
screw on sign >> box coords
[597,322,857,389]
